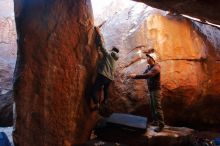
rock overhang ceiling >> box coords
[132,0,220,26]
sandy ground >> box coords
[0,127,14,146]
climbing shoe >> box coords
[102,99,109,105]
[92,96,98,104]
[154,125,164,132]
[149,121,158,126]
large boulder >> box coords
[96,2,220,128]
[13,0,99,145]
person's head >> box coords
[143,48,155,54]
[111,47,119,53]
[146,53,157,65]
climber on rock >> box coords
[91,26,119,108]
[129,50,165,132]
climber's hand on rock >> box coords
[94,26,101,35]
[129,73,136,78]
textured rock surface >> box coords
[133,0,220,25]
[96,2,220,128]
[0,0,17,94]
[13,0,99,145]
[95,122,194,146]
[92,0,136,26]
[0,91,13,126]
[0,0,16,127]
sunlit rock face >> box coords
[13,0,98,145]
[97,2,220,127]
[92,0,135,26]
[0,0,17,94]
[0,0,16,127]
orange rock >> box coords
[13,0,99,145]
[97,3,220,128]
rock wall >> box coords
[0,0,17,93]
[13,0,98,145]
[92,0,136,26]
[0,0,17,126]
[0,91,13,126]
[97,2,220,128]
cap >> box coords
[146,53,157,61]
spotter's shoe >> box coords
[154,125,164,132]
[149,121,158,126]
